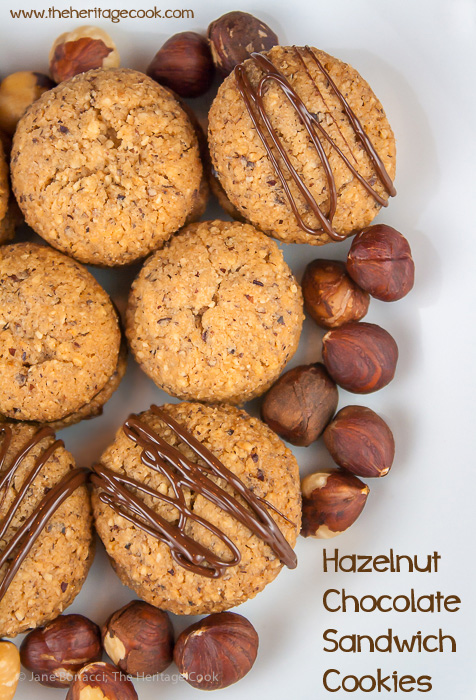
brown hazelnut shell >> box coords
[347,224,415,301]
[102,600,174,676]
[20,614,102,688]
[207,11,279,76]
[174,611,259,690]
[324,405,395,477]
[322,322,398,393]
[66,661,138,700]
[302,259,369,328]
[301,469,369,538]
[261,363,338,446]
[147,32,215,98]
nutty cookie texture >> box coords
[0,423,93,637]
[126,220,303,404]
[10,68,203,266]
[208,46,396,245]
[0,243,121,423]
[92,402,301,615]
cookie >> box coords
[209,165,247,222]
[0,422,93,637]
[46,339,128,430]
[208,46,396,245]
[92,402,301,615]
[11,69,203,266]
[0,140,9,225]
[126,220,303,404]
[0,243,122,423]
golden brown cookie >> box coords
[0,243,122,423]
[0,422,94,637]
[46,339,128,430]
[11,69,203,266]
[208,46,396,245]
[92,402,301,615]
[126,220,303,404]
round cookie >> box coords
[0,139,9,225]
[208,46,396,245]
[0,243,122,423]
[0,422,94,637]
[10,68,203,266]
[126,220,303,404]
[92,402,301,615]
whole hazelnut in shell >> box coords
[0,640,20,700]
[0,72,55,135]
[66,661,138,700]
[322,322,398,393]
[324,405,395,478]
[49,25,120,83]
[261,363,338,446]
[302,259,369,329]
[207,11,279,76]
[147,32,215,98]
[301,469,369,538]
[347,224,415,301]
[174,611,259,690]
[20,614,102,688]
[102,600,174,676]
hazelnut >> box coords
[347,224,415,301]
[174,611,259,690]
[301,469,369,538]
[261,363,338,446]
[207,11,279,76]
[147,32,215,98]
[0,72,55,135]
[49,25,120,84]
[322,322,398,394]
[324,405,395,478]
[102,600,174,676]
[0,640,20,700]
[20,614,102,688]
[302,259,370,329]
[66,661,137,700]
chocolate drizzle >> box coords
[0,425,89,602]
[91,406,297,579]
[234,46,396,240]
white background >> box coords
[1,0,475,698]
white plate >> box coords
[1,0,475,698]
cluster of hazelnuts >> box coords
[0,11,279,138]
[261,224,415,539]
[1,602,259,697]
